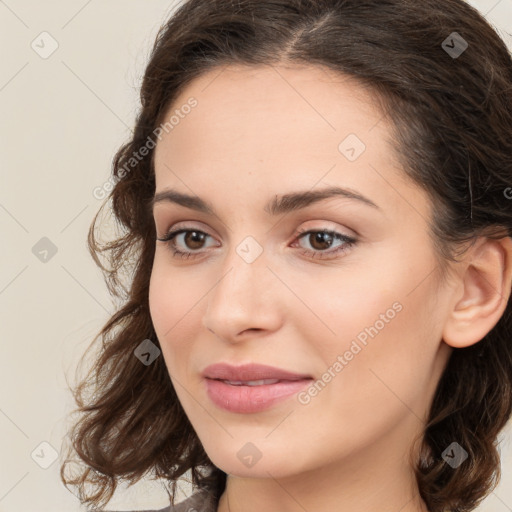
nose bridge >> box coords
[212,234,268,305]
[203,234,280,338]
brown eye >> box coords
[307,232,335,251]
[156,228,219,259]
[293,229,357,260]
[183,231,207,250]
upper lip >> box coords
[202,363,313,381]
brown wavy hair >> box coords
[60,1,512,510]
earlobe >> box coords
[442,236,512,349]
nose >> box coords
[202,242,283,343]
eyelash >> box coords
[156,226,357,261]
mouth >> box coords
[201,362,313,413]
[201,362,313,382]
[204,376,313,414]
[211,378,304,386]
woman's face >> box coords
[149,64,454,482]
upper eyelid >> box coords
[160,224,354,244]
[161,222,344,234]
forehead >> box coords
[152,63,426,223]
[158,63,385,144]
[154,64,393,169]
[177,63,379,112]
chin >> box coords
[202,440,311,479]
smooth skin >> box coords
[149,64,512,512]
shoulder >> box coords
[99,487,218,512]
[171,487,218,512]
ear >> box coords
[442,236,512,348]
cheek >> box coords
[149,253,208,333]
[289,245,439,388]
[148,261,201,366]
[286,271,438,452]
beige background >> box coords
[1,1,511,510]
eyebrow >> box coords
[151,186,380,216]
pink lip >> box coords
[201,362,312,381]
[202,363,313,413]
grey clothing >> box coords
[100,488,218,512]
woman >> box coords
[61,1,512,511]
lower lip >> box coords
[205,378,312,413]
